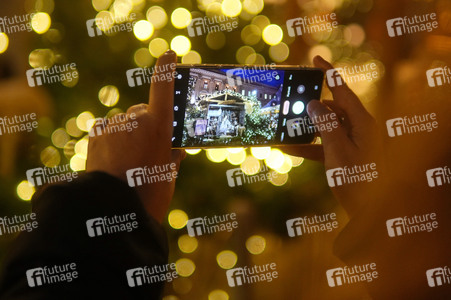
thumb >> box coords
[307,100,348,147]
[171,149,186,172]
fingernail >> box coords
[314,55,326,63]
[164,50,176,56]
[156,50,177,67]
[307,100,319,117]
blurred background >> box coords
[0,0,450,299]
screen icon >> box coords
[292,101,305,115]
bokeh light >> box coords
[227,149,246,165]
[51,128,70,148]
[262,24,283,46]
[221,0,242,17]
[246,235,266,254]
[178,234,198,253]
[40,146,60,167]
[289,155,304,167]
[344,24,366,47]
[28,48,55,69]
[63,140,76,159]
[250,147,271,160]
[264,148,284,169]
[134,47,154,67]
[75,138,89,158]
[236,45,255,64]
[241,155,261,175]
[171,8,192,29]
[176,258,196,277]
[308,45,332,63]
[208,290,229,300]
[245,53,265,64]
[241,24,261,45]
[66,117,83,137]
[168,209,189,229]
[269,42,289,62]
[274,154,293,174]
[70,153,86,171]
[31,12,51,34]
[185,148,202,155]
[76,111,95,132]
[206,148,228,163]
[149,38,169,58]
[98,85,119,107]
[251,15,270,30]
[34,0,55,14]
[92,0,112,12]
[216,250,238,269]
[133,20,154,41]
[17,181,35,201]
[95,10,114,31]
[171,35,191,56]
[0,33,9,54]
[206,2,222,18]
[269,171,288,186]
[112,0,133,18]
[147,6,168,29]
[243,0,264,15]
[182,51,202,64]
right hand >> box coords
[281,56,384,217]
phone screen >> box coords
[172,65,323,148]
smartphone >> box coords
[171,64,324,148]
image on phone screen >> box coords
[172,65,323,148]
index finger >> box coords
[313,55,374,128]
[148,50,177,120]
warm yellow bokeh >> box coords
[149,38,169,58]
[185,148,202,155]
[31,12,51,34]
[51,128,70,149]
[0,33,9,54]
[246,235,266,254]
[70,154,87,171]
[76,111,95,132]
[66,117,83,137]
[171,8,192,29]
[17,181,35,201]
[221,0,242,17]
[98,85,119,107]
[182,51,202,64]
[175,258,196,277]
[262,24,283,45]
[147,6,168,29]
[168,209,189,229]
[208,290,229,300]
[133,20,154,41]
[206,149,228,163]
[170,35,191,56]
[40,146,60,167]
[241,155,261,175]
[178,234,198,253]
[216,250,238,269]
[92,0,112,12]
[227,150,246,165]
[264,148,284,169]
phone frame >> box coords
[172,64,324,149]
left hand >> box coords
[86,50,185,223]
